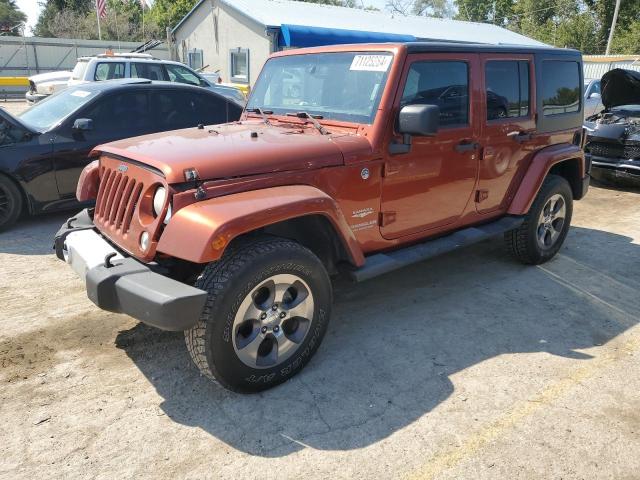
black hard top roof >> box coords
[404,41,580,57]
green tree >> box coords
[148,0,200,32]
[584,0,640,54]
[0,0,27,35]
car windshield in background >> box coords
[71,60,88,80]
[19,88,98,131]
[247,52,393,124]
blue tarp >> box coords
[278,24,416,48]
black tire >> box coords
[185,236,332,393]
[0,174,23,232]
[505,174,573,265]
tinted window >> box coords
[165,64,201,86]
[81,91,151,134]
[401,61,468,126]
[131,63,167,81]
[151,90,219,130]
[94,62,125,81]
[542,61,581,116]
[485,60,530,120]
[195,92,240,125]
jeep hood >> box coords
[601,68,640,109]
[96,121,358,183]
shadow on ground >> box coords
[0,211,70,255]
[113,225,640,457]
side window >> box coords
[542,61,581,116]
[230,48,250,84]
[485,60,530,120]
[131,63,167,81]
[80,91,151,134]
[164,64,201,86]
[400,61,469,127]
[195,93,228,125]
[151,90,202,130]
[94,62,125,81]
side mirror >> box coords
[73,118,93,131]
[398,104,439,137]
[589,92,601,99]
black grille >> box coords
[587,142,640,159]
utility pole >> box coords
[605,0,622,55]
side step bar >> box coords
[348,216,524,282]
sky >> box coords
[15,0,390,35]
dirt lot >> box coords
[1,100,640,479]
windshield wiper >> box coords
[246,107,273,125]
[286,111,329,135]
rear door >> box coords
[380,53,481,239]
[476,54,535,214]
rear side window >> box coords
[541,61,581,116]
[94,62,125,81]
[485,60,530,120]
[401,61,469,127]
[131,63,167,81]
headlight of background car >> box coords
[41,84,55,95]
[152,186,172,225]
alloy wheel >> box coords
[536,193,566,250]
[232,274,314,369]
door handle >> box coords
[455,140,479,153]
[507,131,532,142]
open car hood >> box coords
[601,68,640,109]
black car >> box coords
[0,79,242,230]
[584,69,640,185]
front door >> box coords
[476,54,535,214]
[52,90,152,198]
[380,53,480,239]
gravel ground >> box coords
[1,101,639,479]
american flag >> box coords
[96,0,107,19]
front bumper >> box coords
[54,209,207,331]
[25,91,49,103]
[586,153,640,183]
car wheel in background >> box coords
[0,175,23,232]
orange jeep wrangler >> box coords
[55,42,589,392]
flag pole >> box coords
[96,0,102,40]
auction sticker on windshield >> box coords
[71,90,92,98]
[350,55,392,72]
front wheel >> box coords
[505,174,573,265]
[185,236,332,392]
[0,175,23,232]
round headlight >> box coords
[153,186,172,225]
[140,231,150,251]
[153,186,166,216]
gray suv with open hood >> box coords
[584,69,640,184]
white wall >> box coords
[173,0,273,86]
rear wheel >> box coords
[0,175,23,232]
[185,236,332,392]
[505,174,573,265]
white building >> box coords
[170,0,545,87]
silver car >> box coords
[584,79,604,117]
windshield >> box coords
[72,60,89,80]
[19,88,99,131]
[247,52,393,124]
